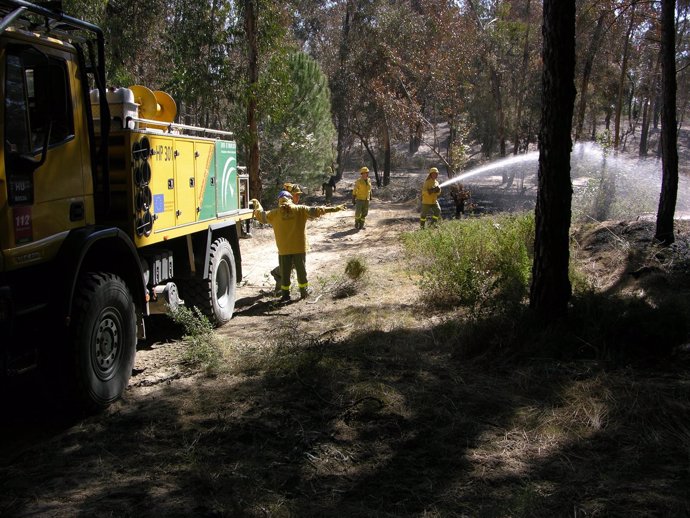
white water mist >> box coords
[436,142,688,219]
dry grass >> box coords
[2,213,690,517]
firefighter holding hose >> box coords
[420,167,442,228]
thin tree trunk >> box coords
[334,0,354,182]
[639,98,650,156]
[513,0,532,155]
[491,68,506,157]
[382,118,391,187]
[575,10,606,142]
[244,0,261,200]
[614,0,637,150]
[641,51,661,156]
[655,0,678,245]
[357,135,380,187]
[530,0,576,320]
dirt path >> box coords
[131,178,422,392]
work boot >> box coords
[280,290,291,303]
[271,267,282,296]
[300,287,312,300]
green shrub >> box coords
[168,305,222,372]
[402,212,534,316]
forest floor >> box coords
[2,161,690,517]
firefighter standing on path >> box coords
[252,191,346,302]
[353,166,372,230]
[420,167,442,228]
[269,182,303,294]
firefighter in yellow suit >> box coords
[252,191,346,302]
[267,182,304,293]
[352,166,372,230]
[420,167,442,228]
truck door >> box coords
[1,43,89,266]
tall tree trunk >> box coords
[614,1,637,150]
[639,97,650,156]
[640,52,661,156]
[468,0,505,158]
[530,0,576,320]
[575,10,606,142]
[513,0,532,155]
[244,0,261,200]
[382,118,391,187]
[409,95,425,155]
[491,68,506,157]
[334,0,354,182]
[357,134,380,187]
[409,120,423,155]
[655,0,678,245]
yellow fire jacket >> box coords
[421,177,441,205]
[353,177,372,201]
[253,201,344,255]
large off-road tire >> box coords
[69,272,137,410]
[182,237,236,325]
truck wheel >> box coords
[182,237,236,325]
[70,272,137,410]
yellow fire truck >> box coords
[0,0,253,408]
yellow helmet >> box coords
[359,166,369,174]
[429,167,439,175]
[283,182,302,194]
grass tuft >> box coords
[168,305,222,373]
[318,256,369,299]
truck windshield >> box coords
[4,45,74,155]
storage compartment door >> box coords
[173,139,195,225]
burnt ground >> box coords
[1,168,690,517]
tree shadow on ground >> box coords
[2,306,689,517]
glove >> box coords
[336,204,346,212]
[249,198,262,217]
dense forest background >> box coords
[62,0,690,196]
